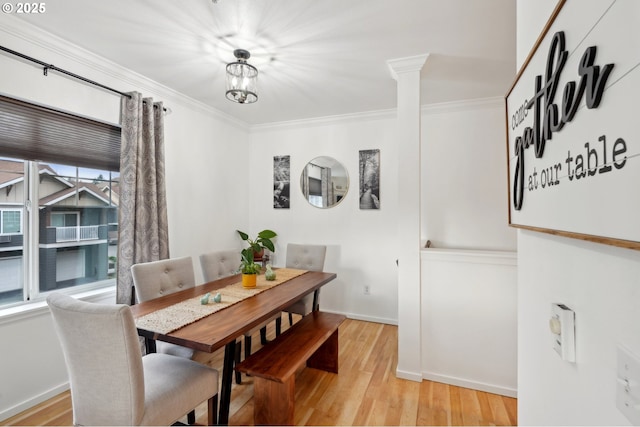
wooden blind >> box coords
[0,94,121,171]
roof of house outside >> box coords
[0,159,119,207]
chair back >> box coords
[199,250,240,282]
[47,293,145,426]
[285,244,327,271]
[131,256,195,303]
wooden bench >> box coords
[235,311,346,425]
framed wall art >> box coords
[359,149,380,209]
[273,155,290,209]
[505,0,640,250]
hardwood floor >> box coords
[2,316,517,426]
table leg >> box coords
[145,337,156,354]
[312,289,320,311]
[219,341,236,425]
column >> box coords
[387,54,428,381]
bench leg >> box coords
[253,376,295,425]
[307,328,339,373]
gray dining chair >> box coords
[47,293,219,426]
[199,250,282,360]
[130,256,201,423]
[131,256,197,359]
[282,243,327,325]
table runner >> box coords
[135,268,308,334]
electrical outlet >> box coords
[363,285,370,295]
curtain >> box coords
[116,92,169,305]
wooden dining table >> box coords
[130,270,337,425]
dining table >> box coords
[130,269,337,425]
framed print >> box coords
[359,149,380,209]
[273,155,290,209]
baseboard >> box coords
[422,372,517,398]
[320,309,397,326]
[0,382,69,422]
[396,368,423,382]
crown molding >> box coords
[250,96,504,132]
[421,96,504,114]
[250,108,397,132]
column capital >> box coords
[387,54,429,81]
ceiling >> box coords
[14,0,517,126]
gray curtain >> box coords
[116,92,169,305]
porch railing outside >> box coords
[55,225,100,242]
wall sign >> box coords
[506,0,640,250]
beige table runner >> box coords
[135,268,308,335]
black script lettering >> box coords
[613,138,627,169]
[579,46,615,109]
[525,32,568,159]
[561,79,585,124]
[512,31,615,210]
[513,135,525,209]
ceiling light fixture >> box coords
[225,49,258,104]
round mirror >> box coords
[300,156,349,208]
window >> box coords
[0,210,21,234]
[0,95,121,308]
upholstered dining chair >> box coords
[131,256,197,359]
[282,243,327,326]
[130,256,201,423]
[47,293,219,426]
[199,250,282,360]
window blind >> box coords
[0,94,121,171]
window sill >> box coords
[0,285,116,325]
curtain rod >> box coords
[0,45,169,112]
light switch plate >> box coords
[617,346,640,425]
[550,303,575,362]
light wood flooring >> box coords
[2,316,517,426]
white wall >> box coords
[419,98,517,395]
[0,16,250,420]
[516,1,640,425]
[248,113,400,324]
[421,249,517,397]
[421,98,516,251]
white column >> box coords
[387,54,428,381]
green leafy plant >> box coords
[236,229,277,275]
[238,251,262,274]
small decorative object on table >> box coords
[265,264,276,281]
[213,292,222,303]
[200,293,211,305]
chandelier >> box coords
[225,49,258,104]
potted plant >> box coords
[237,229,277,288]
[238,249,262,288]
